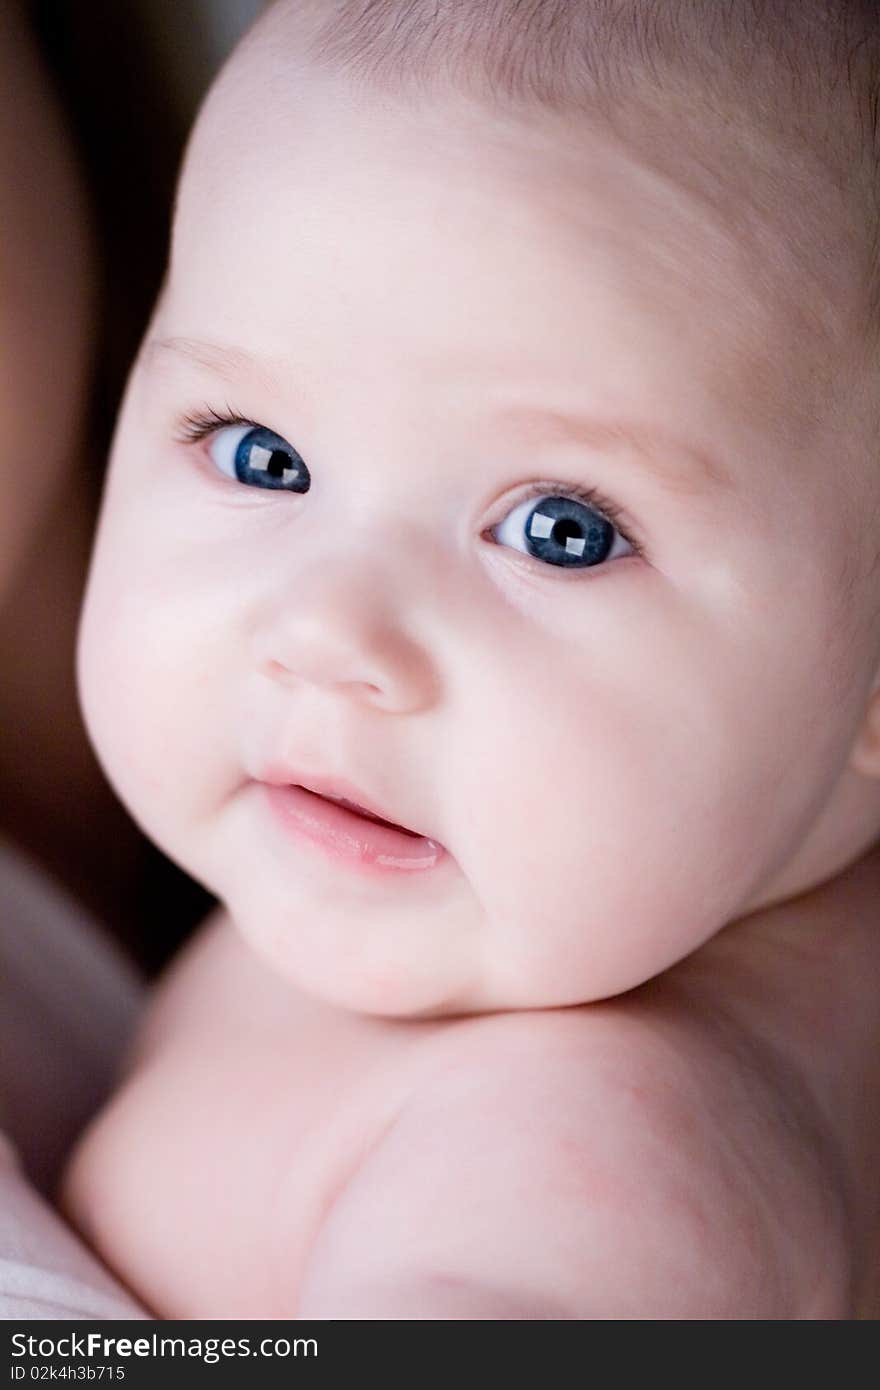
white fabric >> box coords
[0,839,151,1318]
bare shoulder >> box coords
[298,1000,854,1318]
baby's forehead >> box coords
[161,3,880,497]
[190,10,863,317]
[176,45,860,401]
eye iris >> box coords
[235,426,309,491]
[525,497,613,568]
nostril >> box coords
[262,658,383,699]
[253,626,436,712]
[264,658,295,683]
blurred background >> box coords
[1,0,266,976]
[27,0,265,429]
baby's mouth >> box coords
[317,793,423,838]
[260,777,448,875]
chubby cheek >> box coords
[451,690,705,1000]
[76,508,242,869]
[448,606,812,1004]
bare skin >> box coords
[57,5,880,1317]
[59,836,880,1318]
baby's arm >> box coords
[295,1012,845,1319]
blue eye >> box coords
[491,490,635,570]
[207,423,310,492]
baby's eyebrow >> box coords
[144,334,732,496]
[490,404,732,496]
[144,335,283,390]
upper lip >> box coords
[257,765,434,840]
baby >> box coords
[57,0,880,1318]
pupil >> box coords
[554,518,581,544]
[267,451,286,478]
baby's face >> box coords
[78,45,880,1015]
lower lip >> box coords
[262,783,448,875]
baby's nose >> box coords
[249,556,440,714]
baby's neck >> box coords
[714,840,880,1075]
[659,840,880,1254]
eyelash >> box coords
[174,404,645,558]
[175,405,251,445]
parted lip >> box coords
[256,766,433,840]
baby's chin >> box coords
[253,937,489,1019]
[228,906,654,1021]
[214,844,713,1018]
[225,903,474,1019]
